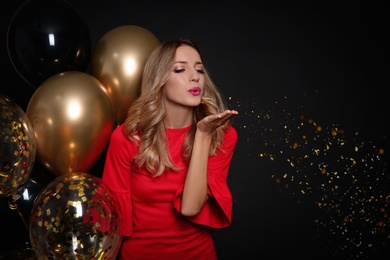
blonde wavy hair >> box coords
[124,38,230,176]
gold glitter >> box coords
[233,96,389,258]
[29,172,122,259]
[0,95,36,197]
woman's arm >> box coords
[181,110,238,217]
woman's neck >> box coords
[163,105,193,129]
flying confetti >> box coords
[228,95,389,259]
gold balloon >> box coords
[90,25,160,125]
[26,71,114,177]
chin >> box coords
[190,100,202,107]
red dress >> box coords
[102,124,238,260]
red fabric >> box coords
[102,124,238,260]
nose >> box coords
[190,73,199,82]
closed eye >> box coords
[173,69,204,74]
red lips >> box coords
[189,87,201,96]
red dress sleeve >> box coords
[174,125,238,228]
[101,124,136,236]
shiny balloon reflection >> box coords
[90,25,160,125]
[7,0,91,88]
[29,172,122,259]
[26,71,114,177]
[0,94,36,198]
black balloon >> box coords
[0,246,37,260]
[7,0,91,88]
[16,161,55,218]
[0,161,54,253]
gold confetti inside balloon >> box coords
[29,172,122,259]
[0,94,36,198]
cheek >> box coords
[162,83,178,100]
[199,78,205,90]
[165,75,183,88]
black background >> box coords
[1,1,388,259]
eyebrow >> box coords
[174,61,203,65]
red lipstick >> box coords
[189,87,201,96]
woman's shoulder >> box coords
[225,124,238,139]
[222,125,238,147]
[111,123,126,138]
[108,123,139,154]
[110,123,137,143]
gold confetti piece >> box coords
[29,172,122,259]
[228,96,389,258]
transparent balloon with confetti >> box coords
[0,94,36,198]
[29,172,122,259]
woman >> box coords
[102,38,238,259]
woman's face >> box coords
[163,45,205,110]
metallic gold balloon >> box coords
[29,172,122,259]
[0,94,36,197]
[90,25,160,125]
[26,71,114,177]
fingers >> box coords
[215,110,238,121]
[197,110,238,133]
[209,110,238,126]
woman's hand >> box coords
[197,110,238,134]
